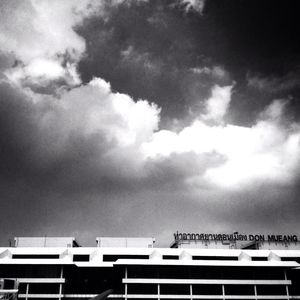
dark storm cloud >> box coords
[77,0,228,120]
[77,0,300,123]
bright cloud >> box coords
[202,85,232,122]
[141,86,300,189]
[0,0,105,85]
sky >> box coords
[0,0,299,247]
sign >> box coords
[173,231,298,243]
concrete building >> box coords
[0,235,300,300]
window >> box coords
[29,283,60,294]
[103,255,148,262]
[160,284,190,295]
[281,257,300,263]
[190,267,222,279]
[163,255,179,260]
[0,265,61,278]
[18,283,27,294]
[193,285,222,295]
[12,254,59,259]
[225,285,254,295]
[252,257,268,261]
[127,266,158,278]
[256,285,287,295]
[159,266,190,279]
[73,254,89,262]
[254,268,284,280]
[127,284,157,295]
[192,256,238,261]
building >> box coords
[0,234,300,300]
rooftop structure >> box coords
[96,237,155,248]
[14,237,80,248]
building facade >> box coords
[0,236,300,300]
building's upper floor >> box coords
[1,236,300,268]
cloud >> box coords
[0,76,161,192]
[120,45,162,75]
[247,69,300,94]
[142,86,300,190]
[1,60,300,194]
[0,0,112,87]
[191,66,228,80]
[5,58,82,91]
[202,85,232,122]
[178,0,206,14]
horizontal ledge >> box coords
[17,294,300,299]
[18,294,62,298]
[18,278,65,283]
[125,296,292,300]
[63,295,124,299]
[0,260,73,265]
[0,289,18,293]
[123,278,291,285]
[114,259,299,267]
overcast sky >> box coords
[0,0,299,247]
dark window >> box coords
[193,284,222,295]
[225,285,254,295]
[253,268,284,280]
[252,257,268,261]
[190,267,222,279]
[281,257,300,263]
[18,283,27,294]
[29,283,60,294]
[193,256,238,260]
[222,267,255,280]
[256,285,287,295]
[73,254,89,262]
[103,255,148,262]
[159,266,190,279]
[12,254,59,259]
[160,284,189,295]
[1,279,16,289]
[127,284,157,295]
[128,266,158,278]
[63,266,117,294]
[0,265,61,278]
[163,255,179,260]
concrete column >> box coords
[222,284,225,300]
[284,270,290,300]
[59,266,64,300]
[124,267,128,300]
[59,283,63,300]
[25,283,29,300]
